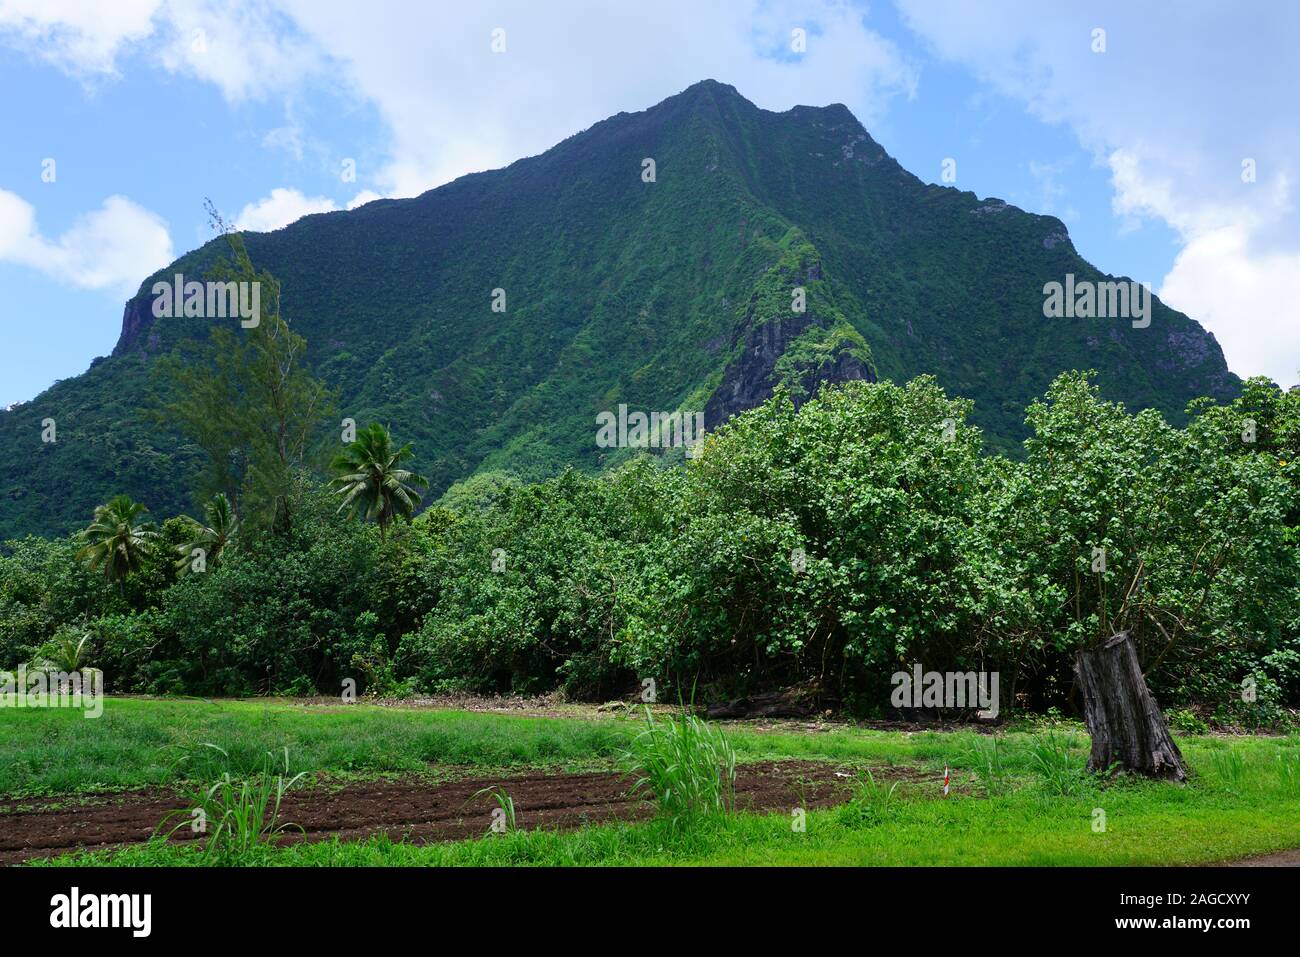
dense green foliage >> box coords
[0,80,1237,540]
[2,372,1295,723]
[0,85,1286,721]
[175,493,239,576]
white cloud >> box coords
[234,187,337,231]
[154,0,323,102]
[262,123,304,160]
[1026,158,1074,221]
[1,1,919,210]
[0,0,321,100]
[896,0,1300,387]
[0,189,173,293]
[232,186,383,230]
[0,0,161,76]
[276,0,918,198]
[1159,227,1300,388]
[9,1,1295,385]
[346,190,382,210]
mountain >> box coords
[0,80,1238,539]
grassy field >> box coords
[4,697,1298,867]
[0,697,634,796]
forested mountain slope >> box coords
[0,80,1236,538]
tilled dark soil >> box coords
[0,760,906,864]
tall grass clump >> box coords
[964,737,1013,797]
[1026,732,1093,796]
[472,785,518,835]
[836,769,900,827]
[1206,748,1247,794]
[157,745,308,859]
[1275,749,1300,791]
[619,707,736,824]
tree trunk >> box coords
[1073,631,1187,782]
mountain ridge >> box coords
[0,79,1238,539]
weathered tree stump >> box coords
[1074,631,1187,782]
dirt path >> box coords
[0,759,881,864]
[1217,848,1300,866]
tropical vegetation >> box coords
[2,369,1295,725]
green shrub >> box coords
[1167,709,1209,736]
[2,372,1297,716]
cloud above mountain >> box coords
[0,0,918,198]
[896,0,1300,385]
[0,0,1295,385]
[0,190,173,293]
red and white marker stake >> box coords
[943,765,950,797]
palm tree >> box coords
[35,625,93,695]
[75,495,158,589]
[329,423,429,539]
[46,627,90,673]
[176,492,240,575]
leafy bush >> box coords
[150,477,383,695]
[1,373,1296,720]
[1166,709,1209,736]
[616,376,990,704]
[397,468,651,697]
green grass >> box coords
[1025,731,1096,795]
[472,786,519,835]
[962,736,1013,797]
[835,769,901,828]
[0,695,1022,797]
[7,696,1300,867]
[0,695,1040,797]
[0,697,633,797]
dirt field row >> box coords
[0,760,895,864]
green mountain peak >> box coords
[0,81,1237,538]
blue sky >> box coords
[1,0,1297,408]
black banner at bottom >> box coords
[0,865,1288,942]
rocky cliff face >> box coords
[705,312,873,429]
[112,296,158,357]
